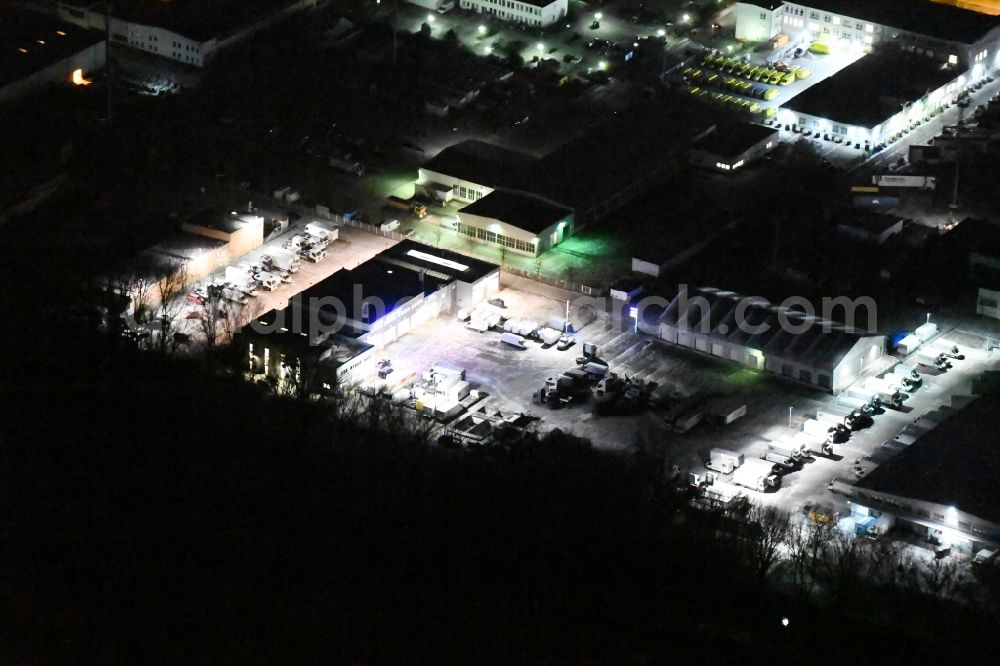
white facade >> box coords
[417,167,493,204]
[52,0,317,67]
[776,71,970,145]
[458,0,568,28]
[736,1,1000,68]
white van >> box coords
[500,332,527,349]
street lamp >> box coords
[595,12,603,21]
[657,28,666,37]
[682,13,691,23]
[484,45,492,55]
[427,14,435,23]
[478,24,486,35]
[537,42,545,52]
[598,59,607,70]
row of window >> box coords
[467,0,542,16]
[854,492,994,538]
[456,222,536,254]
[456,185,484,201]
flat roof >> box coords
[528,101,717,208]
[459,189,573,235]
[857,393,1000,525]
[783,52,962,128]
[63,0,302,42]
[420,139,535,190]
[184,209,256,234]
[692,122,778,159]
[0,9,103,89]
[379,239,499,284]
[804,0,1000,44]
[248,308,373,367]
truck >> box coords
[386,195,428,219]
[764,451,796,470]
[329,152,364,176]
[252,272,281,291]
[304,223,335,248]
[225,266,257,294]
[268,250,300,274]
[768,441,805,460]
[500,332,527,349]
[221,286,249,305]
[838,395,873,414]
[300,246,327,263]
[817,404,865,430]
[917,349,951,370]
[844,385,880,410]
[892,364,922,390]
[733,458,780,492]
[707,447,743,474]
[803,418,844,445]
[862,377,903,408]
[793,429,835,457]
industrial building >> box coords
[244,239,499,359]
[777,50,968,145]
[1,8,105,104]
[456,189,573,256]
[242,308,376,390]
[418,139,534,205]
[418,103,714,255]
[657,287,886,392]
[837,391,1000,554]
[736,1,1000,68]
[456,0,568,28]
[126,211,264,311]
[46,0,318,67]
[688,122,779,172]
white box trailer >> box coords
[844,386,879,408]
[896,334,921,355]
[269,250,300,273]
[862,377,902,407]
[792,429,834,457]
[701,481,745,507]
[733,458,779,492]
[707,448,743,474]
[803,418,838,443]
[817,405,856,428]
[915,322,938,341]
[768,441,805,460]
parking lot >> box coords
[174,216,394,339]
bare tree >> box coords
[919,556,963,601]
[741,504,791,579]
[787,520,832,598]
[818,529,867,600]
[151,260,190,353]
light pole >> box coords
[788,406,793,428]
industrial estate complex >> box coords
[7,0,1000,659]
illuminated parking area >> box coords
[776,49,984,147]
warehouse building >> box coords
[688,122,779,172]
[1,8,105,104]
[242,308,376,391]
[657,287,885,392]
[456,0,568,28]
[126,211,264,311]
[456,189,573,256]
[417,139,534,204]
[777,50,967,145]
[836,392,1000,554]
[245,240,499,355]
[48,0,318,67]
[736,1,1000,68]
